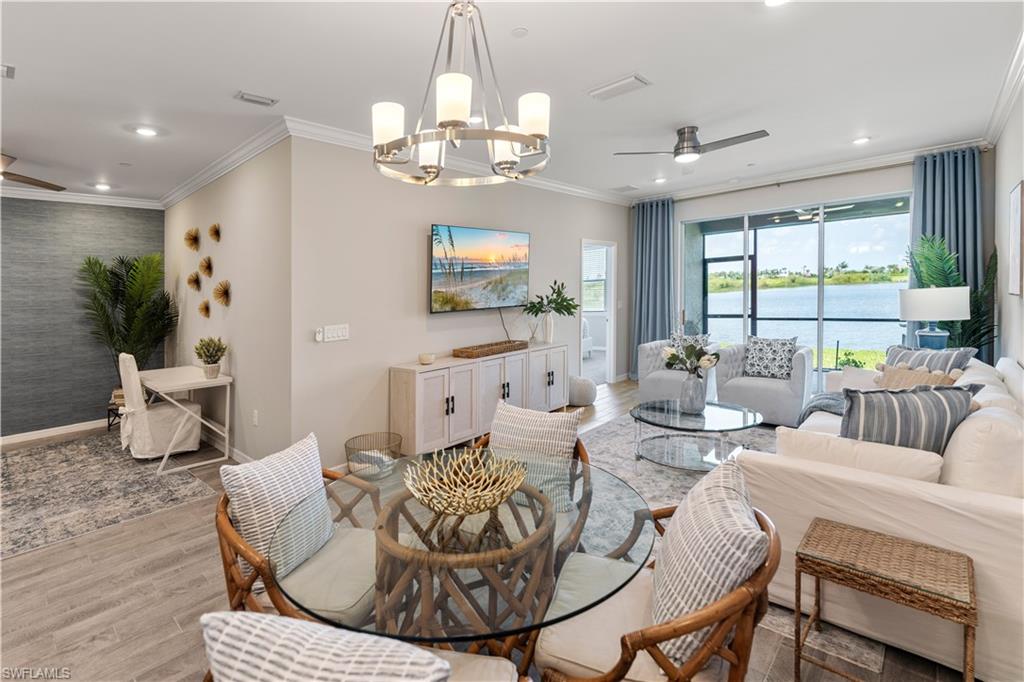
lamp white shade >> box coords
[436,72,472,126]
[899,286,971,321]
[517,92,550,139]
[416,132,446,170]
[371,102,405,147]
[492,125,523,167]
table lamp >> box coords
[898,286,971,349]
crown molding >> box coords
[647,137,990,204]
[986,30,1024,144]
[160,117,290,208]
[0,185,163,210]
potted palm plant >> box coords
[523,281,579,344]
[194,337,228,378]
[78,254,179,393]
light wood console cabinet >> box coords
[389,343,568,456]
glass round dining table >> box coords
[267,450,655,648]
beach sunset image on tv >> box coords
[431,225,530,312]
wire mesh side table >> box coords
[344,432,402,479]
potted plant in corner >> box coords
[524,280,579,344]
[195,337,228,379]
[662,342,719,414]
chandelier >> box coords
[370,0,550,186]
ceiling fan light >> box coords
[135,127,158,137]
[371,102,405,147]
[436,72,472,128]
[518,92,550,139]
[675,152,700,164]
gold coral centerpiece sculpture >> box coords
[184,227,200,251]
[404,448,526,517]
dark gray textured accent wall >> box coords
[1,198,165,435]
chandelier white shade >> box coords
[370,0,550,186]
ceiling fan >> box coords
[1,153,65,191]
[613,126,769,164]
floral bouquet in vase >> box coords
[661,343,719,414]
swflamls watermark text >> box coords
[1,668,72,680]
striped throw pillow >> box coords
[840,385,979,455]
[885,345,977,373]
[220,433,333,584]
[200,612,451,682]
[652,461,768,665]
[489,401,580,513]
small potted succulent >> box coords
[662,343,719,414]
[523,281,579,344]
[195,336,228,379]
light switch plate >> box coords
[323,324,349,342]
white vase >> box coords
[203,363,221,379]
[678,373,706,414]
[542,312,555,344]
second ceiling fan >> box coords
[614,126,769,164]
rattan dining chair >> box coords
[538,507,781,682]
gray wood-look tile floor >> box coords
[1,389,966,681]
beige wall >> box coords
[995,90,1024,363]
[289,137,631,465]
[164,139,293,457]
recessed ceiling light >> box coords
[653,177,667,184]
[510,26,529,39]
[764,0,789,6]
[468,115,484,124]
[852,136,871,145]
[675,152,700,164]
[135,127,158,137]
[93,182,111,191]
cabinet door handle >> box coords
[444,396,450,416]
[451,395,456,414]
[548,370,554,386]
[504,382,509,399]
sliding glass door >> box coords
[686,193,911,392]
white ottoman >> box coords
[568,376,597,407]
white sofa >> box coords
[736,357,1024,681]
[715,343,813,427]
[636,339,718,403]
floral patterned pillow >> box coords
[670,331,710,352]
[743,336,797,380]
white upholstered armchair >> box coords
[636,340,719,403]
[715,344,813,427]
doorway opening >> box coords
[580,240,616,386]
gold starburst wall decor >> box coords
[213,280,231,307]
[198,300,211,318]
[187,271,202,292]
[208,223,221,242]
[199,256,213,278]
[184,228,200,251]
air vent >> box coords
[1,65,15,80]
[588,73,651,101]
[610,184,640,193]
[234,90,279,107]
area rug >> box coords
[1,431,215,557]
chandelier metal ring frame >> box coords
[371,0,550,186]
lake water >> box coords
[706,281,907,351]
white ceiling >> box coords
[2,2,1021,205]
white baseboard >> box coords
[1,418,109,449]
[201,424,252,463]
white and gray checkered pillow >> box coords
[652,461,768,665]
[743,336,797,379]
[489,401,580,513]
[220,433,333,584]
[200,612,451,682]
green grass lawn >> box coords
[708,270,908,293]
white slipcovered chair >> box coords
[581,318,594,359]
[117,352,201,460]
[715,344,813,427]
[636,340,719,403]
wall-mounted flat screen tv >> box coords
[430,224,530,313]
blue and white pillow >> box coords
[671,331,711,352]
[743,336,797,380]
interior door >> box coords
[547,346,567,408]
[418,369,449,452]
[504,353,528,409]
[447,364,478,443]
[478,358,504,433]
[527,350,549,411]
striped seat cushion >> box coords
[885,345,977,373]
[840,385,979,455]
[220,433,333,584]
[489,401,580,513]
[200,612,451,682]
[652,461,768,665]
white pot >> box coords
[203,363,221,379]
[542,312,555,344]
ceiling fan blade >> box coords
[612,151,677,157]
[698,130,769,154]
[0,154,15,172]
[1,172,66,192]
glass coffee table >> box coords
[630,400,763,471]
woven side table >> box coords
[794,518,976,682]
